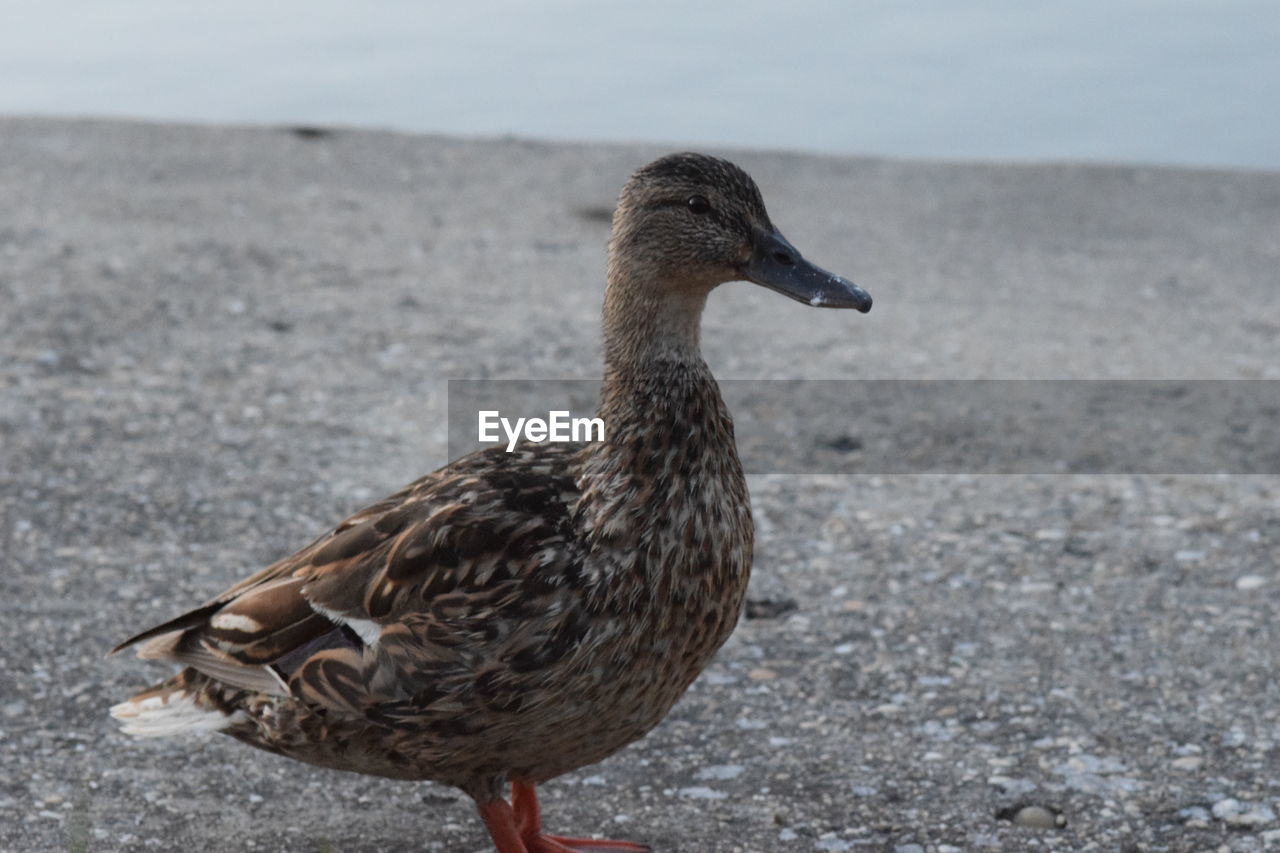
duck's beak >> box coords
[741,228,872,312]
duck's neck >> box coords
[600,263,709,372]
[575,265,745,548]
[594,263,720,444]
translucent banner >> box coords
[447,380,1280,475]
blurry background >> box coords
[1,0,1276,170]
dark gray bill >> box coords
[741,229,872,312]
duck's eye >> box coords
[686,195,712,215]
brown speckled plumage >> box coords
[110,152,870,852]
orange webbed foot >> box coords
[477,780,650,853]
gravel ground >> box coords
[1,117,1278,853]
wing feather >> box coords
[113,443,586,715]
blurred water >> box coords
[1,0,1276,170]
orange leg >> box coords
[477,797,530,853]
[477,781,650,853]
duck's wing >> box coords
[108,474,429,657]
[112,444,584,707]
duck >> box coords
[109,151,872,853]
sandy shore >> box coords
[2,117,1277,852]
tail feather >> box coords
[109,602,223,656]
[110,681,245,738]
[134,630,291,697]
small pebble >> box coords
[988,776,1038,797]
[1212,798,1276,826]
[677,786,726,800]
[701,670,737,686]
[1235,574,1266,590]
[1171,755,1203,770]
[1011,805,1064,829]
[694,765,744,781]
[748,668,777,681]
[1178,805,1211,825]
[1222,728,1248,747]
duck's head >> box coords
[609,152,872,313]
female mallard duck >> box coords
[110,152,871,852]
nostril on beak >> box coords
[773,251,795,267]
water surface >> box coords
[1,1,1276,170]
